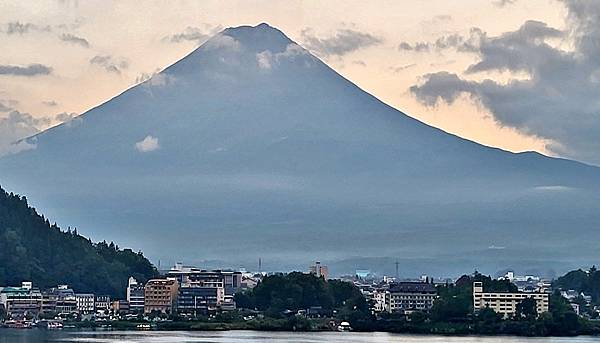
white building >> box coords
[127,277,145,313]
[373,289,387,313]
[0,282,43,319]
[385,282,437,313]
[75,293,95,314]
[473,282,549,318]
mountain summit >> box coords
[1,24,600,275]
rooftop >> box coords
[389,282,437,293]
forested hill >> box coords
[0,185,157,298]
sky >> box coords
[1,0,599,164]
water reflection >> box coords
[0,330,598,343]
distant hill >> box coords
[0,185,157,297]
[1,23,600,275]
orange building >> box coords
[144,279,179,314]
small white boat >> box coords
[337,321,352,332]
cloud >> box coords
[3,21,51,35]
[162,25,221,43]
[55,112,77,122]
[42,100,58,107]
[390,63,417,73]
[254,44,314,70]
[0,111,42,156]
[256,50,273,69]
[0,101,13,112]
[301,27,383,57]
[59,33,90,48]
[493,0,517,7]
[0,64,52,76]
[464,20,562,74]
[55,112,82,128]
[89,55,128,74]
[398,41,431,52]
[398,29,483,53]
[533,185,575,192]
[410,2,600,164]
[135,135,159,152]
[0,109,83,156]
[203,34,240,51]
[148,73,176,87]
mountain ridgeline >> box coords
[0,185,157,297]
[1,23,600,275]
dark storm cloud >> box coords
[301,28,383,57]
[410,1,600,164]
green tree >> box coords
[0,185,158,297]
[515,297,537,320]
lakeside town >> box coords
[1,260,599,335]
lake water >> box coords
[1,330,600,343]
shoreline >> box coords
[2,321,595,338]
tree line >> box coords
[0,185,158,298]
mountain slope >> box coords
[0,185,157,297]
[1,23,599,275]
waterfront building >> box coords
[0,282,42,319]
[75,293,95,314]
[51,285,77,314]
[144,278,179,314]
[127,277,145,313]
[177,284,224,315]
[41,291,57,314]
[95,295,111,313]
[385,282,437,313]
[309,261,329,280]
[111,300,130,314]
[167,264,243,295]
[473,282,549,318]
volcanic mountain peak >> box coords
[1,23,600,275]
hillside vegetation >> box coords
[0,185,157,297]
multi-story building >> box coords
[127,277,145,313]
[41,291,57,314]
[0,282,43,319]
[50,285,77,314]
[473,282,549,318]
[111,300,130,314]
[177,284,224,315]
[167,264,243,295]
[309,261,329,280]
[373,289,387,313]
[95,295,111,313]
[385,282,437,313]
[144,279,179,314]
[75,293,95,314]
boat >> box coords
[337,321,352,332]
[45,321,64,330]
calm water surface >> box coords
[1,330,600,343]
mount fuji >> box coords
[2,23,600,276]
